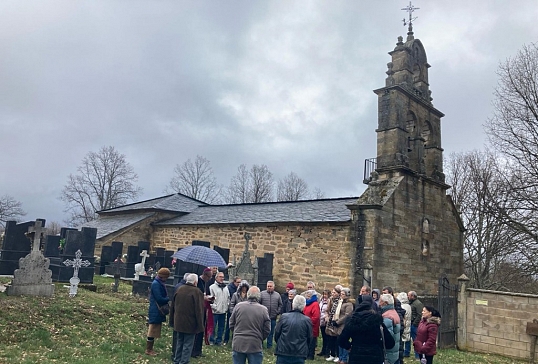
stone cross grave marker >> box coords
[63,249,91,297]
[28,220,46,252]
[113,254,121,292]
[134,250,149,280]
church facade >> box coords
[84,29,464,295]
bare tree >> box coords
[60,146,142,226]
[165,155,221,203]
[310,187,326,199]
[485,43,538,282]
[226,164,274,203]
[0,195,26,227]
[250,164,274,203]
[277,172,309,201]
[46,221,62,236]
[445,151,517,290]
[226,164,251,204]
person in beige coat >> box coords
[325,287,354,363]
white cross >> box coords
[63,249,91,279]
[140,250,149,267]
[28,220,46,252]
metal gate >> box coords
[437,275,458,348]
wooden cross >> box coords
[28,220,47,252]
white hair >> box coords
[380,293,394,305]
[292,295,307,312]
[186,273,198,285]
[247,286,261,301]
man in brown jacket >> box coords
[173,273,204,364]
[229,286,271,364]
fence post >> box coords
[457,274,470,350]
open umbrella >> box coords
[170,245,226,268]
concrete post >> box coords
[457,274,470,350]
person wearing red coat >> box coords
[303,290,321,360]
[413,306,441,364]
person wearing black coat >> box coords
[338,295,395,364]
[275,295,313,363]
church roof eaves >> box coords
[154,197,359,226]
[80,212,156,239]
[98,193,207,215]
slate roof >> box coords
[99,193,207,215]
[156,197,359,226]
[81,212,155,239]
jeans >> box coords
[224,311,231,343]
[212,313,226,345]
[338,344,348,363]
[232,351,263,364]
[266,318,276,348]
[410,325,418,358]
[276,356,305,364]
[174,332,195,364]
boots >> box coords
[145,340,157,356]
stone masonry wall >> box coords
[461,288,538,360]
[363,174,463,295]
[152,222,352,293]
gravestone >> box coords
[0,219,45,275]
[6,220,55,296]
[43,235,61,258]
[97,245,113,275]
[214,245,230,279]
[111,241,124,260]
[122,245,139,278]
[112,254,122,292]
[63,249,91,297]
[48,227,96,283]
[154,248,166,269]
[229,233,273,287]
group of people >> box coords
[144,267,441,364]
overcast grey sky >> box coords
[1,1,537,225]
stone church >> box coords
[84,27,464,295]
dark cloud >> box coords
[0,1,536,224]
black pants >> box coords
[319,326,328,354]
[191,331,203,357]
[325,335,338,357]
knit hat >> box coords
[286,282,294,290]
[157,267,170,278]
[203,267,212,273]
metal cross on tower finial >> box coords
[402,1,419,37]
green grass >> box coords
[0,276,527,363]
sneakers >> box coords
[326,356,335,361]
[333,357,340,362]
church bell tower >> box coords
[372,6,446,185]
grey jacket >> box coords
[260,290,282,319]
[230,300,271,353]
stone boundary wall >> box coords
[152,222,353,292]
[458,281,538,360]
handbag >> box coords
[157,302,170,316]
[380,325,390,364]
[151,288,170,316]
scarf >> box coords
[333,299,344,321]
[306,294,318,306]
[328,297,341,326]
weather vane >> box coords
[402,1,419,33]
